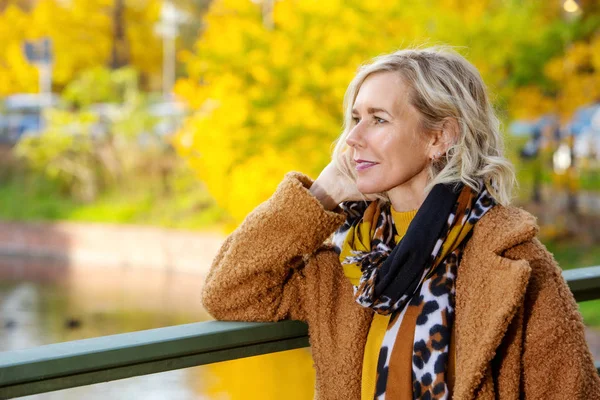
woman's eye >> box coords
[375,117,387,124]
[352,117,360,124]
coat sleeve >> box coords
[515,239,600,399]
[201,172,346,323]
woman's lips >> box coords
[355,161,378,171]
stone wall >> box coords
[0,221,225,275]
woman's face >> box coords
[346,71,432,199]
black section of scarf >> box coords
[373,183,461,306]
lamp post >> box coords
[23,37,53,134]
[155,1,185,100]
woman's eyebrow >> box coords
[367,107,392,116]
[351,107,393,117]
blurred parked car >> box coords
[0,93,59,144]
[566,104,600,136]
[573,105,600,160]
[569,104,600,161]
[147,101,188,137]
[513,114,560,159]
[509,120,538,137]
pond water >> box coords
[0,257,315,400]
[2,256,598,399]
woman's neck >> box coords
[386,170,428,212]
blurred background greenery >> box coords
[1,0,600,398]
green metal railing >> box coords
[0,266,599,399]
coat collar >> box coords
[453,205,538,399]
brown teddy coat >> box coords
[202,172,600,399]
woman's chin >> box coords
[356,183,381,196]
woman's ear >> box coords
[441,117,459,146]
[428,117,459,160]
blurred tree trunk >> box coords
[581,0,600,14]
[111,0,129,69]
[0,0,36,12]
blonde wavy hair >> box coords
[332,46,515,205]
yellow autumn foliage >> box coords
[0,0,162,95]
[174,0,562,226]
[510,34,600,121]
[509,86,557,120]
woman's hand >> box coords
[309,160,367,210]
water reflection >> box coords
[20,370,199,400]
[0,257,315,399]
[201,350,315,399]
[0,257,210,351]
[1,283,42,351]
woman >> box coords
[202,47,600,399]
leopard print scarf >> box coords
[332,183,495,400]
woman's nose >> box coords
[346,124,365,148]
